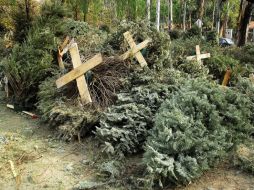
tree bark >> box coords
[24,0,30,21]
[156,0,161,31]
[237,0,254,46]
[198,0,205,19]
[183,0,187,31]
[212,0,216,29]
[168,0,173,30]
[215,0,221,34]
[147,0,151,22]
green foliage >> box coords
[205,30,219,45]
[184,25,202,39]
[143,78,254,186]
[0,30,55,106]
[168,29,185,40]
[103,20,172,69]
[170,37,247,82]
[95,69,185,156]
[228,44,254,70]
[12,0,39,42]
[37,74,100,141]
[40,0,72,20]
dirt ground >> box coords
[0,101,97,190]
[0,96,254,190]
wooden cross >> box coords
[122,31,151,67]
[186,45,211,65]
[56,42,103,104]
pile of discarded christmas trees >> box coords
[1,1,254,189]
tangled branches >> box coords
[89,57,130,108]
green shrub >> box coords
[102,20,172,69]
[0,26,57,107]
[205,30,218,45]
[95,69,185,156]
[37,74,100,141]
[143,78,254,186]
[184,25,202,39]
[168,29,185,40]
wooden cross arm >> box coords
[120,39,151,60]
[186,53,211,61]
[200,53,211,59]
[186,55,196,61]
[56,54,103,88]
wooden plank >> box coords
[69,43,92,104]
[134,51,148,67]
[120,39,151,60]
[186,55,196,61]
[187,53,210,61]
[124,32,148,67]
[196,45,202,64]
[56,53,103,88]
[200,53,211,59]
[222,69,231,86]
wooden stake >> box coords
[222,69,232,86]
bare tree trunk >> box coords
[168,0,173,30]
[198,0,205,19]
[237,0,254,46]
[147,0,151,22]
[215,0,221,34]
[183,0,187,31]
[223,1,230,37]
[212,0,216,29]
[156,0,161,31]
[24,0,30,21]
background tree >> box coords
[237,0,254,46]
[156,0,160,30]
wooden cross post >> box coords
[186,45,211,65]
[122,31,151,67]
[56,43,103,105]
